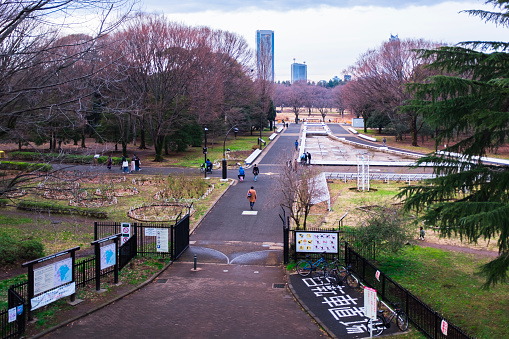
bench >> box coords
[245,149,262,165]
[276,127,283,133]
[358,134,377,142]
[269,133,277,141]
[347,127,358,134]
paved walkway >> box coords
[44,123,329,338]
[41,123,430,339]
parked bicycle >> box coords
[296,252,329,277]
[366,302,409,336]
[323,258,359,289]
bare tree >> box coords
[278,164,328,230]
[287,81,306,123]
[346,38,441,145]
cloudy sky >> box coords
[141,0,507,82]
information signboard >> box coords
[156,228,169,252]
[33,257,72,295]
[295,231,338,253]
[364,287,377,320]
[100,243,116,270]
[121,222,131,245]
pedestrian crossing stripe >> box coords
[242,211,258,215]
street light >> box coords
[203,127,208,178]
[222,125,239,180]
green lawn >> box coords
[376,246,508,339]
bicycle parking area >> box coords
[288,274,399,338]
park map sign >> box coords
[296,231,338,253]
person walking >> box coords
[122,157,129,174]
[307,152,311,165]
[252,164,259,182]
[131,156,136,173]
[106,156,112,170]
[419,227,425,241]
[295,139,299,151]
[134,156,141,171]
[238,165,245,182]
[382,137,386,147]
[247,186,257,210]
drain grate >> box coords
[156,279,168,283]
[272,283,286,289]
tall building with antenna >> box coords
[291,59,307,83]
[256,30,274,82]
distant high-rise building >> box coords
[344,75,352,82]
[291,61,307,83]
[389,34,399,42]
[256,30,274,82]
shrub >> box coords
[17,201,108,219]
[0,161,51,172]
[0,232,44,265]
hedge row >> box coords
[0,231,45,265]
[0,161,52,172]
[17,201,108,219]
[9,152,125,165]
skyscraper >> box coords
[256,30,274,82]
[291,61,307,83]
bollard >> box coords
[194,254,197,270]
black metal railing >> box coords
[346,245,474,339]
[119,234,137,270]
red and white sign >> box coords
[375,270,381,282]
[364,287,377,320]
[441,319,448,336]
[121,222,131,245]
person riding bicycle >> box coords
[206,158,212,173]
[238,165,245,181]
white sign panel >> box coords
[145,228,157,237]
[33,257,72,295]
[295,232,338,253]
[8,308,16,323]
[31,282,75,311]
[100,243,116,270]
[156,228,169,252]
[121,222,131,245]
[364,287,378,320]
[441,319,448,336]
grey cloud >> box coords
[148,0,450,13]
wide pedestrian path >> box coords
[43,123,329,338]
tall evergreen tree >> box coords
[399,0,509,288]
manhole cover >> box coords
[156,279,168,283]
[272,283,286,289]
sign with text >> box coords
[441,319,448,336]
[121,222,131,245]
[364,287,377,320]
[156,228,169,252]
[100,243,116,270]
[31,282,75,311]
[33,257,72,295]
[295,231,338,253]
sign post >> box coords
[91,233,121,292]
[364,286,377,338]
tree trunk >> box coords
[115,143,118,151]
[122,141,127,157]
[81,132,86,148]
[18,140,22,151]
[139,128,147,149]
[154,136,165,162]
[411,115,418,147]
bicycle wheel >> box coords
[346,273,359,288]
[367,318,384,337]
[325,270,340,289]
[396,311,409,331]
[296,260,313,277]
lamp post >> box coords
[222,125,239,180]
[203,127,208,178]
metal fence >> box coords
[345,245,474,339]
[94,214,190,260]
[0,286,25,339]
